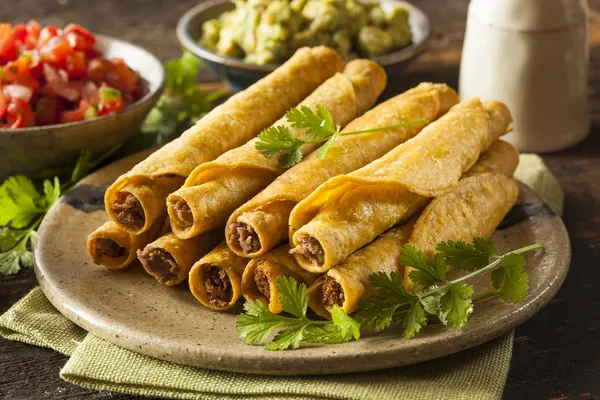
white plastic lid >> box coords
[469,0,588,31]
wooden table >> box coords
[1,1,599,398]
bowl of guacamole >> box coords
[177,0,430,91]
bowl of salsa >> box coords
[0,20,165,178]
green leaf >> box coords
[436,238,496,271]
[419,287,442,315]
[330,305,360,341]
[303,324,349,344]
[438,283,474,329]
[0,175,45,228]
[493,253,529,303]
[275,276,308,319]
[355,297,406,332]
[255,126,306,168]
[43,177,61,208]
[401,244,447,286]
[265,324,307,351]
[315,128,341,160]
[236,300,288,345]
[164,51,202,96]
[402,301,428,339]
[368,271,417,301]
[0,229,35,275]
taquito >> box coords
[188,242,248,311]
[226,83,460,258]
[167,60,386,240]
[290,98,513,273]
[241,244,318,314]
[404,172,520,291]
[87,220,164,270]
[105,46,343,235]
[307,139,519,317]
[137,231,222,286]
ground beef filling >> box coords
[321,276,345,308]
[203,266,233,308]
[172,198,193,228]
[296,234,325,265]
[111,192,144,229]
[229,222,261,254]
[93,238,126,260]
[137,248,178,284]
[254,266,271,299]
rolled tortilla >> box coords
[188,242,248,311]
[404,172,520,291]
[86,220,165,270]
[137,231,222,286]
[105,46,344,235]
[167,60,386,239]
[308,139,519,317]
[226,83,460,258]
[290,98,513,273]
[241,244,318,314]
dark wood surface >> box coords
[1,0,599,399]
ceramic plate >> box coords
[34,150,570,376]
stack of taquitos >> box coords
[103,47,343,236]
[307,140,520,318]
[166,59,386,240]
[225,83,460,258]
[290,98,513,273]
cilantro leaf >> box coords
[438,283,474,329]
[286,105,335,141]
[419,287,442,315]
[355,297,407,332]
[369,271,418,301]
[236,300,288,345]
[492,253,529,303]
[330,305,360,341]
[402,244,447,286]
[0,175,45,228]
[0,228,36,275]
[276,276,308,318]
[402,301,428,339]
[303,324,352,344]
[315,127,342,160]
[437,238,496,271]
[255,126,306,168]
[43,177,61,208]
[265,324,308,351]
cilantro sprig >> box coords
[355,239,543,338]
[255,105,428,168]
[236,276,360,350]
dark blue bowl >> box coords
[176,0,431,92]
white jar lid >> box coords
[469,0,588,31]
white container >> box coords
[459,0,590,153]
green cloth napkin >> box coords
[0,154,563,400]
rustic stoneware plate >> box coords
[34,150,570,376]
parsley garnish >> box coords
[236,276,360,350]
[355,239,543,337]
[255,105,428,167]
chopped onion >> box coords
[43,63,79,102]
[3,84,34,103]
[81,81,99,103]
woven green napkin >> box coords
[0,154,562,400]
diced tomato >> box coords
[35,96,62,125]
[0,24,18,64]
[86,57,112,81]
[104,58,138,93]
[66,32,88,51]
[0,90,8,119]
[1,97,34,128]
[37,26,60,48]
[2,57,30,82]
[40,36,71,64]
[23,20,41,50]
[60,99,90,123]
[63,24,96,47]
[12,24,27,43]
[65,50,86,79]
[43,63,80,101]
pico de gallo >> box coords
[0,20,143,129]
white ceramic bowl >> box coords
[0,34,165,179]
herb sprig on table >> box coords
[0,51,223,276]
[236,238,543,350]
[255,105,428,168]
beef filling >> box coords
[203,265,232,308]
[321,276,345,308]
[137,248,178,284]
[229,222,261,254]
[172,198,193,228]
[111,192,144,229]
[254,266,271,299]
[93,238,126,260]
[296,234,325,265]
